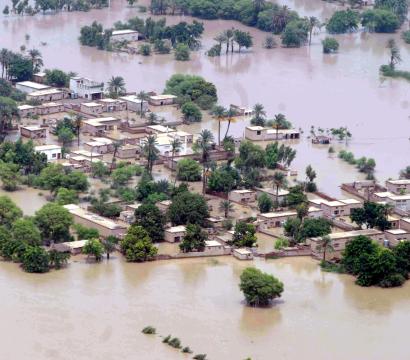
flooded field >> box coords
[0,0,409,196]
[1,256,410,360]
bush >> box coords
[162,335,171,343]
[274,237,289,250]
[83,239,104,261]
[239,267,284,306]
[174,43,190,61]
[176,159,202,181]
[168,337,182,349]
[182,346,193,353]
[326,9,360,34]
[281,19,308,47]
[263,35,277,49]
[193,355,207,360]
[22,246,50,273]
[379,273,405,288]
[402,30,410,44]
[322,37,339,54]
[181,102,202,122]
[142,326,156,334]
[361,9,399,33]
[207,44,221,57]
[139,44,151,56]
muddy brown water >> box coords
[1,256,410,360]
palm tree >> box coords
[307,16,320,46]
[107,76,126,98]
[271,113,289,139]
[170,136,182,175]
[211,105,226,146]
[110,141,121,173]
[272,171,287,206]
[272,5,292,33]
[142,135,159,175]
[194,129,214,194]
[103,236,117,260]
[146,112,159,125]
[137,90,150,118]
[28,48,43,73]
[386,38,401,69]
[73,114,83,148]
[251,103,266,126]
[316,236,334,261]
[223,28,234,53]
[223,108,238,139]
[214,33,227,48]
[219,199,234,218]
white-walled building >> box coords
[34,144,62,161]
[149,94,177,106]
[110,29,139,42]
[386,179,410,195]
[69,76,104,100]
[245,126,300,141]
[120,94,149,112]
[16,81,50,94]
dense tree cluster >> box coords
[6,0,108,15]
[0,198,72,273]
[341,235,410,287]
[164,74,217,110]
[350,202,390,231]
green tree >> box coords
[45,69,69,87]
[12,218,41,246]
[107,76,126,97]
[139,44,152,56]
[168,191,209,226]
[137,90,149,117]
[83,238,104,261]
[27,48,43,73]
[386,38,401,69]
[55,187,78,205]
[326,9,360,34]
[48,250,70,269]
[174,43,190,60]
[286,185,307,207]
[239,267,284,306]
[179,223,207,252]
[134,203,165,242]
[181,102,202,122]
[22,246,50,273]
[272,171,287,206]
[281,19,308,47]
[250,103,266,126]
[34,203,73,243]
[298,217,331,241]
[375,0,408,23]
[350,202,390,230]
[232,221,257,247]
[233,29,253,52]
[258,193,274,213]
[322,37,339,54]
[176,158,202,181]
[194,129,214,194]
[0,96,19,139]
[74,224,100,240]
[142,135,159,176]
[361,9,399,33]
[0,196,22,228]
[315,235,334,261]
[120,225,158,262]
[103,236,118,260]
[219,199,233,218]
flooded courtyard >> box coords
[1,256,410,360]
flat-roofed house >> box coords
[257,207,323,230]
[69,76,104,100]
[229,189,256,204]
[33,72,47,84]
[157,199,172,213]
[149,94,177,106]
[18,104,37,118]
[386,179,410,194]
[82,117,121,136]
[99,98,127,112]
[16,81,50,94]
[399,218,410,232]
[52,240,88,255]
[20,125,46,139]
[34,144,62,161]
[309,198,362,218]
[110,29,139,42]
[120,203,141,224]
[308,229,384,260]
[203,240,230,255]
[120,94,149,112]
[256,187,289,205]
[164,225,186,243]
[37,102,65,115]
[245,126,300,141]
[117,144,138,159]
[63,204,128,238]
[80,102,104,115]
[233,248,254,260]
[27,88,66,102]
[83,140,110,154]
[385,229,410,246]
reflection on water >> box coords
[1,256,410,359]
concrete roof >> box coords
[112,29,138,35]
[35,144,61,151]
[387,179,410,185]
[28,88,63,96]
[205,240,222,247]
[17,81,50,90]
[150,94,177,100]
[386,229,409,235]
[21,125,43,131]
[166,225,186,233]
[82,102,102,107]
[234,248,252,255]
[311,229,383,241]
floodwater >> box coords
[0,0,409,196]
[1,255,410,360]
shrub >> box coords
[139,44,151,56]
[162,335,171,343]
[274,237,289,250]
[176,159,202,181]
[326,9,360,34]
[322,37,339,54]
[379,273,405,288]
[402,30,410,44]
[168,337,182,349]
[182,346,193,353]
[174,43,190,61]
[142,326,156,334]
[22,246,50,273]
